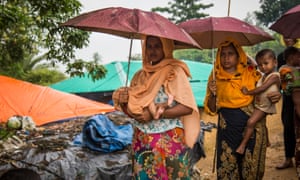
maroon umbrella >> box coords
[61,7,200,49]
[270,5,300,39]
[62,7,201,86]
[178,16,274,49]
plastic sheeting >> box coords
[0,75,114,126]
[0,114,133,180]
[0,145,132,180]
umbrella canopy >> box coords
[178,16,274,49]
[61,7,201,49]
[270,5,300,39]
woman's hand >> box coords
[267,91,282,104]
[208,80,217,95]
[132,108,153,123]
[207,80,217,112]
[118,87,129,103]
[133,103,193,123]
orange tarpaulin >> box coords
[0,76,115,126]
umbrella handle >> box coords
[125,38,133,87]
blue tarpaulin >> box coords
[82,114,133,153]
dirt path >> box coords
[196,101,298,179]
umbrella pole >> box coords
[227,0,231,16]
[211,28,215,81]
[212,48,217,173]
[125,38,133,87]
[212,49,215,80]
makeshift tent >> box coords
[186,61,212,107]
[0,75,115,126]
[50,60,212,107]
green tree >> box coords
[130,53,142,61]
[151,0,213,63]
[66,52,107,82]
[0,0,106,81]
[241,13,283,58]
[174,49,213,63]
[151,0,213,23]
[0,45,67,85]
[24,68,67,86]
[255,0,300,26]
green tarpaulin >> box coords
[50,60,212,107]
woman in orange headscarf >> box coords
[113,35,200,179]
[204,38,281,179]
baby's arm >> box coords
[242,74,280,95]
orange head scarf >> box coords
[129,35,200,147]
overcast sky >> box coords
[75,0,260,64]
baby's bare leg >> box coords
[236,108,266,154]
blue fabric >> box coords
[72,133,83,146]
[82,114,133,152]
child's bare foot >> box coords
[236,146,245,155]
[152,106,164,120]
[167,94,174,107]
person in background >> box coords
[113,35,200,179]
[292,49,300,178]
[292,49,300,121]
[276,38,298,170]
[279,47,300,96]
[277,38,298,68]
[279,47,300,173]
[204,38,281,179]
[236,49,280,155]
